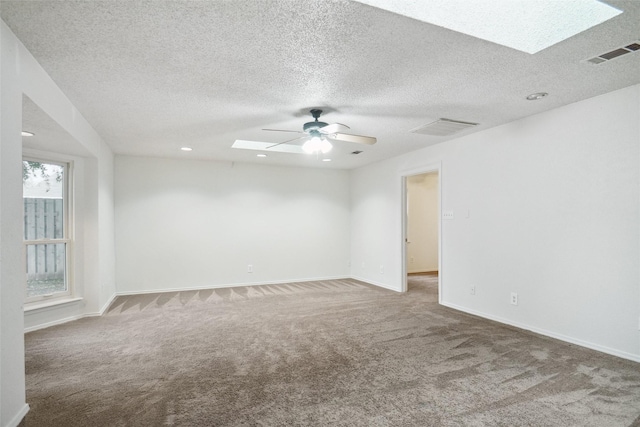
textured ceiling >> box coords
[3,0,640,169]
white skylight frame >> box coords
[353,0,622,54]
[232,140,306,154]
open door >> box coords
[401,165,442,301]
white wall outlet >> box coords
[380,265,384,274]
[510,292,518,305]
[470,285,475,295]
[443,211,454,220]
[247,264,253,273]
[410,257,414,264]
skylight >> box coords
[353,0,622,54]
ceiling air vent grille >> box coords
[586,41,640,65]
[410,118,479,136]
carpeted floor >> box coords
[22,275,640,426]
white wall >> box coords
[351,84,640,362]
[1,20,115,426]
[1,22,29,427]
[115,156,350,293]
[407,173,438,273]
[99,143,116,309]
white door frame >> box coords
[400,162,442,301]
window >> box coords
[23,159,72,302]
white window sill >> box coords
[24,297,83,313]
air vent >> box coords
[626,42,640,51]
[410,118,479,136]
[586,41,640,65]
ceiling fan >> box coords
[263,109,376,154]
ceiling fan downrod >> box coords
[303,109,328,132]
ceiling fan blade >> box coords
[262,128,303,134]
[266,135,305,149]
[319,123,350,134]
[330,132,377,145]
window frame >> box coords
[22,156,74,304]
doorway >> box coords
[402,167,441,300]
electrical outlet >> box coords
[380,265,384,274]
[410,257,414,264]
[510,292,518,305]
[247,264,253,273]
[470,285,475,295]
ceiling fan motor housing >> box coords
[303,120,328,132]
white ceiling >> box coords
[3,0,640,169]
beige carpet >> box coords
[23,276,640,426]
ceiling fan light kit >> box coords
[302,134,332,154]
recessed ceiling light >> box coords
[22,131,35,137]
[257,154,267,157]
[180,147,193,151]
[526,92,548,101]
[353,0,622,54]
[322,158,332,162]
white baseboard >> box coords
[97,293,118,315]
[350,275,401,292]
[407,269,438,274]
[440,301,640,364]
[24,295,118,332]
[6,403,29,427]
[114,276,349,296]
[24,298,115,333]
[24,315,85,333]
